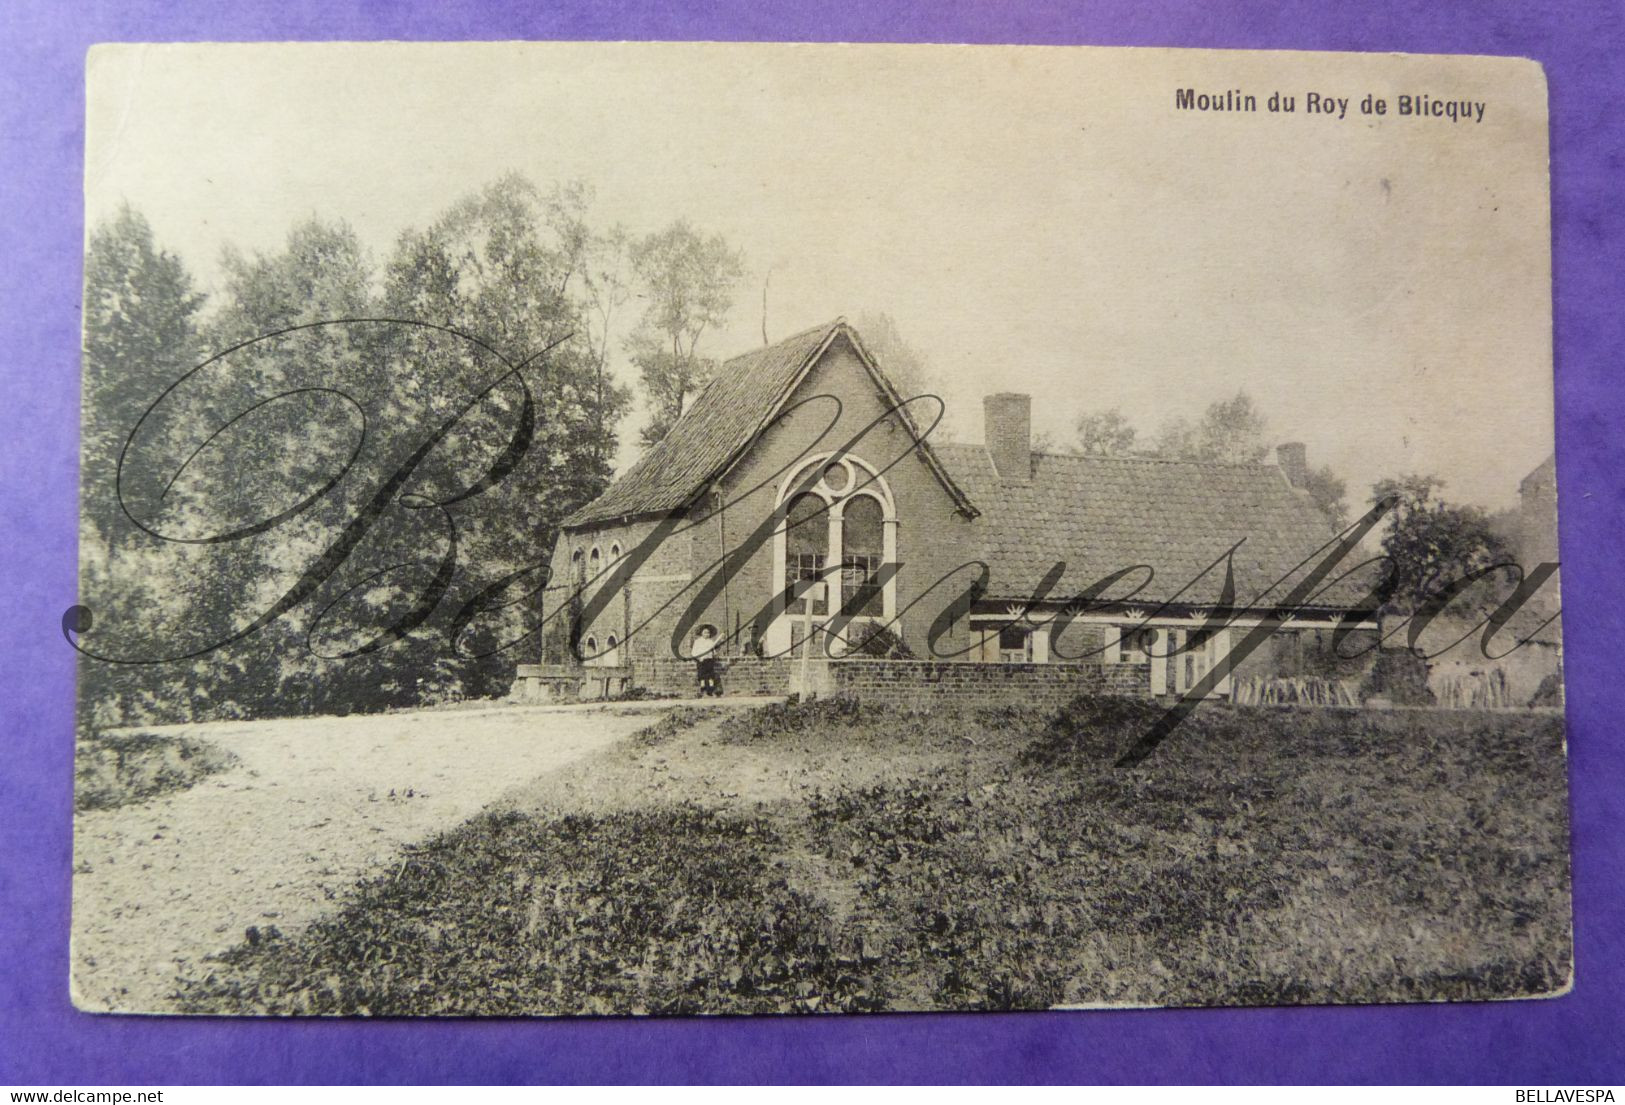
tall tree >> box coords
[76,178,645,724]
[1072,408,1139,456]
[81,205,206,545]
[580,223,634,467]
[1151,415,1200,460]
[627,220,743,446]
[1195,391,1270,464]
[384,174,629,509]
[79,207,212,724]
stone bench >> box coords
[511,663,632,703]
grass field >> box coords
[177,696,1572,1015]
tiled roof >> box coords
[566,319,975,527]
[931,443,1373,609]
[569,320,1371,612]
[566,321,843,527]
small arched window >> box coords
[589,546,602,575]
[570,547,584,582]
[609,542,622,561]
[583,635,598,666]
[605,634,619,666]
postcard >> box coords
[72,41,1566,1015]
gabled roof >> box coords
[566,319,975,528]
[932,443,1373,610]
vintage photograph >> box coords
[71,42,1567,1015]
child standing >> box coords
[692,625,722,698]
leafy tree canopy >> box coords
[1153,391,1270,465]
[1072,408,1138,457]
[1370,473,1511,611]
[78,176,643,727]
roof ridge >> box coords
[718,317,844,367]
[937,439,1285,472]
[674,318,844,421]
[564,318,858,529]
[1032,450,1284,470]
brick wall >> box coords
[828,659,1147,710]
[631,656,795,697]
[519,654,1148,707]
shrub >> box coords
[1020,694,1169,768]
[1359,650,1435,706]
[846,623,914,660]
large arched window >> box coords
[769,454,898,657]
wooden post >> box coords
[799,580,825,699]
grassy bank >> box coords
[177,697,1571,1014]
[76,732,240,812]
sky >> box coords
[86,42,1555,510]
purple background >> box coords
[2,0,1621,1085]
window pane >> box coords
[841,554,883,616]
[843,495,883,557]
[784,494,827,613]
[785,494,827,557]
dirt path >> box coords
[71,698,773,1013]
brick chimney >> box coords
[1276,441,1308,488]
[984,393,1032,484]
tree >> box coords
[1195,391,1270,464]
[852,311,933,407]
[384,174,630,506]
[580,223,634,467]
[78,177,646,726]
[82,205,206,544]
[627,220,744,446]
[210,217,373,341]
[1302,464,1349,527]
[1151,391,1269,464]
[1370,474,1511,611]
[1072,408,1139,456]
[1151,415,1200,460]
[79,207,212,725]
[1030,428,1061,454]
